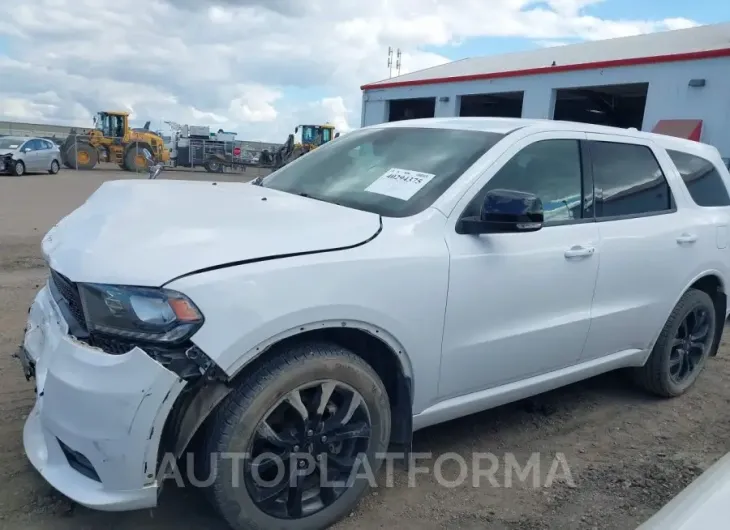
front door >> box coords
[20,140,40,171]
[439,132,600,399]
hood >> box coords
[0,149,17,156]
[42,179,381,286]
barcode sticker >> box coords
[364,168,436,201]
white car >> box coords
[17,118,730,530]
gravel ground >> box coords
[1,168,729,530]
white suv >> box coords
[17,118,730,530]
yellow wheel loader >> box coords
[295,123,337,153]
[60,111,169,172]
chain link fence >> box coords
[2,123,282,178]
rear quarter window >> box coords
[667,150,730,207]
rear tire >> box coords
[633,288,717,397]
[201,342,391,530]
[48,160,60,174]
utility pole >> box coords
[387,47,393,78]
[396,48,402,76]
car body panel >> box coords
[41,179,382,286]
[168,210,450,414]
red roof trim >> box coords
[360,47,730,90]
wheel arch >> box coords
[164,321,415,462]
[685,272,726,357]
[651,270,727,359]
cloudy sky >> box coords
[0,0,724,142]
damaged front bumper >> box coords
[0,153,13,173]
[20,284,187,511]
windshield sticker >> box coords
[364,168,436,201]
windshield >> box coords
[262,127,505,217]
[0,138,22,149]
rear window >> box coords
[667,150,730,207]
[262,127,505,217]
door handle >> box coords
[564,245,595,259]
[676,233,698,245]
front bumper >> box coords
[20,284,185,511]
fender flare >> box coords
[171,319,414,458]
[643,269,727,363]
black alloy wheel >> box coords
[668,306,713,385]
[633,288,718,397]
[244,380,372,519]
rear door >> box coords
[579,134,704,362]
[36,140,54,170]
[666,148,730,296]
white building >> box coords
[360,22,730,158]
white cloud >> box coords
[0,0,700,142]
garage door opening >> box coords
[388,98,436,122]
[553,83,648,129]
[459,92,524,118]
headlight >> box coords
[78,283,204,343]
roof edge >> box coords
[360,47,730,91]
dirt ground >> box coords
[1,168,729,530]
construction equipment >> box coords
[60,111,169,172]
[255,124,339,172]
[296,123,337,152]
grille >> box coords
[50,269,87,330]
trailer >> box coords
[164,123,281,173]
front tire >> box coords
[65,142,98,170]
[202,342,391,530]
[633,288,717,397]
[12,160,25,176]
[124,144,151,172]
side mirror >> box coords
[457,189,543,235]
[22,147,31,153]
[294,126,299,133]
[335,132,340,138]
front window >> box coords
[262,127,505,217]
[301,126,316,144]
[96,112,110,136]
